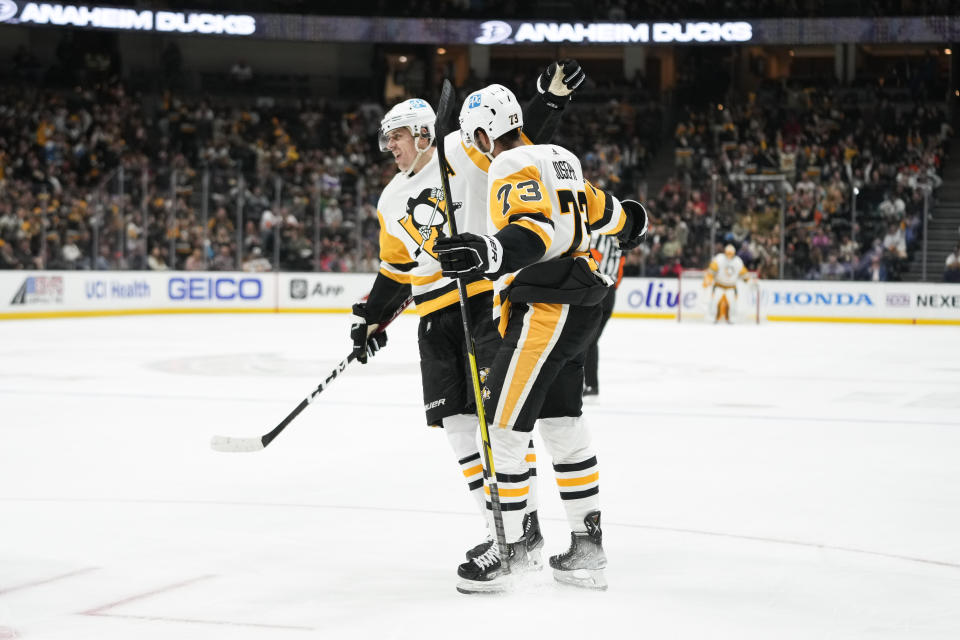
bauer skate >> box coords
[549,510,608,590]
[456,541,522,594]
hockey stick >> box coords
[210,296,413,453]
[434,79,510,569]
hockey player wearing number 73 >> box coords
[434,84,648,593]
[346,62,589,579]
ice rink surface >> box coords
[2,312,959,639]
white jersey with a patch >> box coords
[374,132,491,316]
[483,143,629,320]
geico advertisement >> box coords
[0,271,274,313]
[278,273,373,309]
[614,277,960,321]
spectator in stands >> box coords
[148,246,169,271]
[865,255,888,282]
[242,246,271,272]
[820,253,850,280]
[211,244,234,271]
[0,240,17,269]
[185,247,205,271]
[62,234,84,270]
[945,244,960,283]
[93,245,112,271]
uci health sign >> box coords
[0,1,256,35]
[474,20,753,45]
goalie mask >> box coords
[459,84,523,161]
[379,98,437,176]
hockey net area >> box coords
[677,270,762,324]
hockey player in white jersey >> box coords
[704,244,750,323]
[435,84,648,593]
[347,62,587,570]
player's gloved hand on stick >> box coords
[435,233,504,278]
[350,302,387,364]
[537,59,586,109]
[617,199,649,251]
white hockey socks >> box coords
[445,414,487,523]
[539,416,600,532]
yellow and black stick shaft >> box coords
[434,79,509,568]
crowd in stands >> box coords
[0,49,954,283]
[0,73,659,274]
[628,82,952,282]
[0,79,395,272]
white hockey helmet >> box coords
[459,84,523,158]
[378,98,436,152]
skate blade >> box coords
[456,574,513,594]
[552,567,608,590]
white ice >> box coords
[1,313,959,639]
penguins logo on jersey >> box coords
[398,187,460,258]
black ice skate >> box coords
[457,526,543,594]
[456,541,519,594]
[464,511,544,561]
[549,510,608,590]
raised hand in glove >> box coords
[617,199,649,251]
[350,302,387,364]
[537,59,587,109]
[434,233,504,278]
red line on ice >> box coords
[0,567,98,596]
[80,574,216,615]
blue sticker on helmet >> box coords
[409,99,428,108]
[468,94,482,108]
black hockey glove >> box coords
[617,199,649,251]
[537,59,587,110]
[434,233,504,278]
[350,302,388,364]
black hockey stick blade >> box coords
[435,78,455,141]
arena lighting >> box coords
[0,1,256,35]
[436,47,447,55]
[398,55,408,63]
[945,48,953,55]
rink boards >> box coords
[0,271,958,324]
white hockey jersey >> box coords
[708,252,748,288]
[484,143,629,322]
[375,131,493,316]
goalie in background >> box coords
[704,244,750,324]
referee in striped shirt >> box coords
[584,232,625,397]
